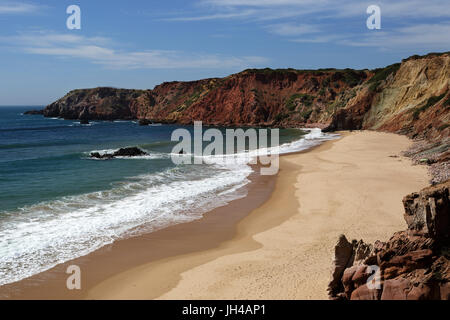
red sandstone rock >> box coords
[351,265,370,288]
[342,265,358,298]
[403,181,450,240]
[381,278,410,300]
[351,284,381,300]
[329,180,450,300]
[328,234,354,299]
[440,282,450,300]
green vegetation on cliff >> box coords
[413,92,447,120]
[286,93,315,111]
[369,63,401,84]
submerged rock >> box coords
[90,147,148,159]
[24,109,44,115]
[138,119,152,126]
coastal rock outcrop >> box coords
[328,179,450,300]
[90,147,148,159]
[403,182,450,240]
[328,234,355,298]
[43,87,151,121]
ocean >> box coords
[0,106,338,286]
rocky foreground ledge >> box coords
[329,180,449,300]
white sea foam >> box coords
[183,128,339,166]
[0,128,338,286]
[85,148,170,160]
[0,165,251,286]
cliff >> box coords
[43,68,370,126]
[41,52,449,137]
[43,87,149,121]
[327,53,449,141]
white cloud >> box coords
[164,0,450,50]
[164,1,450,29]
[163,10,256,21]
[0,2,40,14]
[0,31,268,69]
[266,23,320,36]
[291,34,347,43]
[201,0,322,7]
[343,23,450,49]
[199,0,450,19]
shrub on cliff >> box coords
[286,93,315,111]
[413,92,447,120]
[274,113,289,122]
[369,63,401,84]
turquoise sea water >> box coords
[0,106,337,285]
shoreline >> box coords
[87,141,321,300]
[88,130,430,300]
[0,130,430,300]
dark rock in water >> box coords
[90,147,148,159]
[79,106,90,120]
[24,109,44,115]
[138,119,152,126]
[80,119,90,125]
[90,152,113,160]
[114,147,147,157]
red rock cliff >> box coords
[42,52,449,139]
[41,52,449,177]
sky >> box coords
[0,0,449,105]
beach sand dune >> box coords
[87,131,429,300]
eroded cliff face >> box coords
[120,69,369,127]
[42,53,449,137]
[350,53,449,142]
[41,52,449,163]
[42,69,370,126]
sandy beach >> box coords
[85,131,429,300]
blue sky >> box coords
[0,0,449,105]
